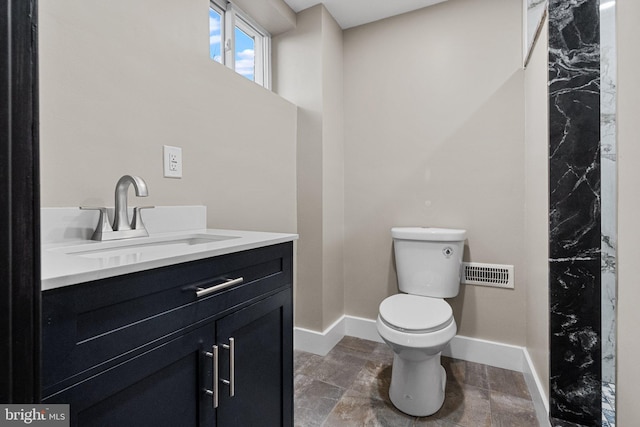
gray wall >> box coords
[342,0,528,346]
[39,0,298,234]
[524,20,550,401]
[273,5,345,331]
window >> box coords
[234,21,256,82]
[209,3,224,64]
[209,1,271,88]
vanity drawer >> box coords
[42,242,293,395]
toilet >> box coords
[376,227,466,417]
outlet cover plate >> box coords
[163,145,182,178]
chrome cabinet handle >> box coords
[204,338,235,409]
[195,277,244,298]
[203,345,220,408]
[221,338,235,397]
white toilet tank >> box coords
[392,227,467,298]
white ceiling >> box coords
[283,0,448,29]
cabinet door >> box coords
[43,324,217,427]
[216,288,293,427]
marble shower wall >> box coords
[548,0,602,425]
[600,0,616,386]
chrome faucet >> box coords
[113,175,148,231]
[80,175,154,241]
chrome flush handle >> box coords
[221,338,235,397]
[203,345,219,408]
[195,277,244,298]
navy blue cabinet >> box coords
[216,289,293,426]
[42,243,293,427]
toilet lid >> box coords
[379,294,453,333]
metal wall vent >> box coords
[461,262,514,289]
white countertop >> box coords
[42,228,298,291]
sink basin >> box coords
[51,234,238,260]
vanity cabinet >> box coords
[41,243,293,427]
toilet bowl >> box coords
[376,293,456,416]
[378,227,466,417]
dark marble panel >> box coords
[551,417,592,427]
[548,0,602,425]
[548,0,599,51]
[549,259,602,425]
[548,0,601,261]
[548,158,600,260]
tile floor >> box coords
[294,336,540,427]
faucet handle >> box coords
[131,206,155,231]
[80,206,113,240]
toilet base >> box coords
[388,352,447,417]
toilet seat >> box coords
[379,294,453,333]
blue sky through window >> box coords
[234,26,255,81]
[209,8,222,63]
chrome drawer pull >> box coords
[221,338,235,397]
[203,345,219,408]
[195,277,244,298]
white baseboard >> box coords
[522,348,551,426]
[295,315,523,371]
[293,316,346,356]
[294,315,549,424]
[344,315,384,343]
[442,335,524,372]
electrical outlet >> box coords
[163,145,182,178]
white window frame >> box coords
[209,1,225,64]
[210,0,271,89]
